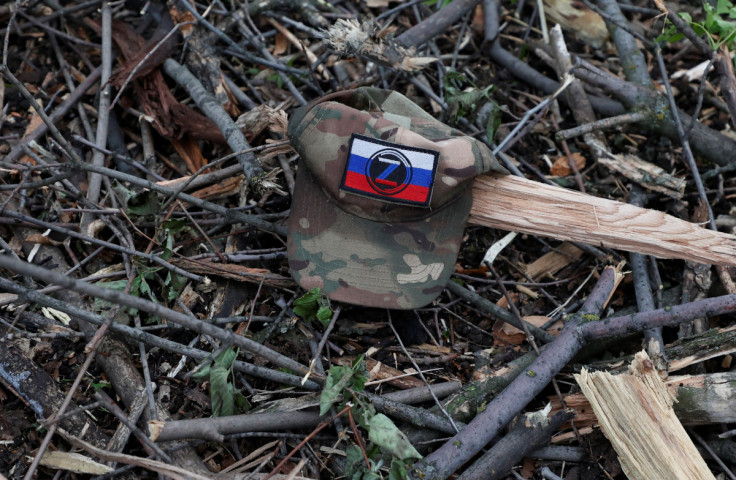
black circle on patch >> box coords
[365,148,413,195]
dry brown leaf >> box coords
[544,0,609,48]
[24,234,61,246]
[190,176,243,199]
[496,315,559,345]
[550,152,586,176]
[273,32,289,56]
[171,137,207,173]
[169,6,195,37]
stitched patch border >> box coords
[340,133,440,207]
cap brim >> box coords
[287,164,471,309]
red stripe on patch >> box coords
[344,171,429,203]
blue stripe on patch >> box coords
[346,153,434,188]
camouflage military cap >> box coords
[287,88,508,309]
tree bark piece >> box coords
[575,351,716,480]
[469,174,736,266]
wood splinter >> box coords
[575,351,716,480]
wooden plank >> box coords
[469,174,736,266]
[575,351,716,480]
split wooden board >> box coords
[575,351,716,480]
[469,174,736,266]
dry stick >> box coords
[161,58,263,184]
[578,294,736,340]
[156,382,462,442]
[572,58,736,168]
[50,33,94,139]
[655,4,736,130]
[103,388,150,465]
[445,282,555,343]
[412,266,622,480]
[57,428,212,480]
[0,209,202,281]
[3,65,102,164]
[81,0,113,232]
[359,390,465,435]
[555,112,647,140]
[311,305,342,375]
[0,255,314,380]
[0,276,319,391]
[20,161,284,235]
[395,0,481,48]
[690,430,736,480]
[456,410,575,480]
[594,0,653,87]
[388,313,460,434]
[21,304,122,480]
[262,404,352,480]
[93,390,172,463]
[651,45,736,295]
[628,185,667,372]
[347,408,371,469]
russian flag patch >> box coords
[340,134,440,207]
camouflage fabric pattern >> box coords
[287,88,507,309]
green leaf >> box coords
[138,275,152,298]
[111,181,136,204]
[293,287,321,320]
[316,305,333,327]
[191,364,211,380]
[215,346,239,369]
[368,414,422,460]
[210,364,234,417]
[92,280,127,312]
[349,355,368,392]
[344,445,367,479]
[164,271,187,302]
[93,279,136,319]
[389,458,410,480]
[293,287,332,324]
[485,102,503,144]
[717,0,733,15]
[319,365,352,415]
[162,217,188,233]
[356,403,376,431]
[126,190,161,216]
[234,390,251,412]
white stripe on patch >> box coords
[351,136,437,171]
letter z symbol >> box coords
[375,157,400,186]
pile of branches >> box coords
[2,0,736,479]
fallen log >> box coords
[469,174,736,266]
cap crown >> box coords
[288,88,506,222]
